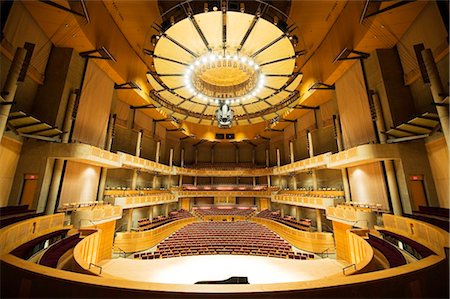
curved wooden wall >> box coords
[0,214,448,298]
[0,213,65,256]
[252,217,336,253]
[113,217,196,253]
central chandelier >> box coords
[145,3,305,128]
[184,53,265,106]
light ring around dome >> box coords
[146,9,304,125]
[185,53,264,104]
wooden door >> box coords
[20,175,38,208]
[410,177,428,211]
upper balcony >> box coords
[273,189,345,210]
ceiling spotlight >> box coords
[291,35,299,47]
[253,64,259,70]
[214,99,219,104]
[240,56,247,63]
[233,55,238,61]
[240,2,245,13]
[151,35,159,46]
[194,60,200,66]
[201,57,208,64]
[248,60,254,66]
[251,92,256,97]
[226,99,230,104]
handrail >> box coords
[89,262,102,274]
[1,214,448,296]
[318,247,334,258]
[78,219,97,228]
[342,264,356,275]
[352,219,369,227]
[117,247,128,258]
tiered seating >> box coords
[0,205,43,228]
[182,184,268,191]
[185,162,265,170]
[10,229,70,260]
[135,222,314,260]
[255,209,312,231]
[279,188,345,200]
[193,207,255,217]
[379,230,435,259]
[366,234,407,268]
[104,188,170,198]
[39,234,83,268]
[57,201,112,212]
[137,210,193,231]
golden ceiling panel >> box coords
[147,9,302,126]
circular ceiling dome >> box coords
[186,53,263,101]
[147,10,303,125]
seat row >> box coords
[193,207,255,216]
[134,221,315,260]
[184,162,266,170]
[255,210,312,231]
[137,210,193,231]
[136,249,314,260]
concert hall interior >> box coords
[0,0,449,298]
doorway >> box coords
[19,174,38,209]
[409,175,428,211]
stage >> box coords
[100,255,345,284]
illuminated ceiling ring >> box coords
[185,53,264,105]
[145,1,305,125]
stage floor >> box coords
[100,255,345,284]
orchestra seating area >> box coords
[366,234,407,268]
[0,205,43,229]
[135,221,314,260]
[137,209,193,231]
[182,184,268,191]
[193,207,256,217]
[256,209,312,231]
[184,162,266,169]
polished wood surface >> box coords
[252,217,335,253]
[113,217,197,253]
[0,213,65,256]
[0,214,448,296]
